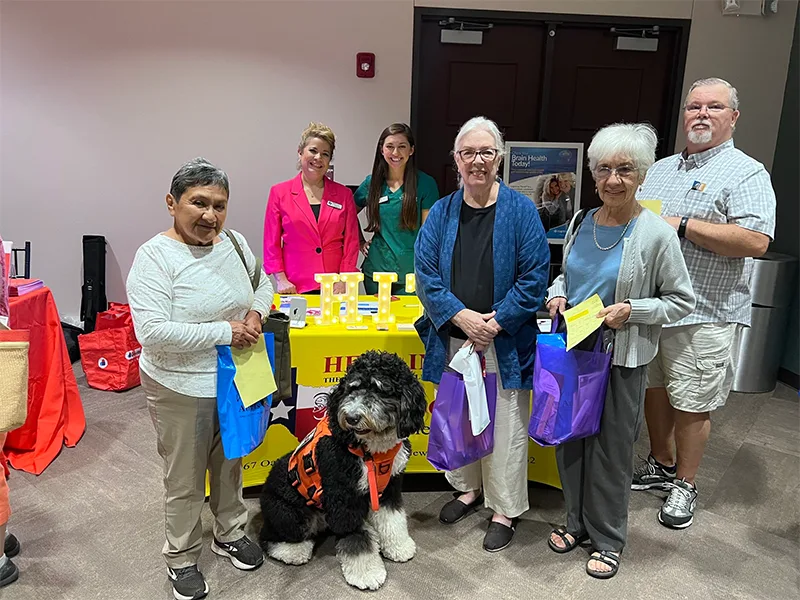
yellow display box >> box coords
[240,295,561,490]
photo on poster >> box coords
[503,142,584,244]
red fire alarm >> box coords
[356,52,375,78]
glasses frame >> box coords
[455,148,500,162]
[683,103,735,115]
[592,165,639,181]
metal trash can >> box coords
[733,252,798,393]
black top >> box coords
[450,201,496,339]
[310,203,321,221]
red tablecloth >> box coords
[4,287,85,474]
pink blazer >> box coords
[263,174,360,293]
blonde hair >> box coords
[298,122,336,156]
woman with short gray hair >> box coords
[127,158,272,600]
[544,124,695,578]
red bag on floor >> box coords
[79,304,141,391]
[94,302,133,331]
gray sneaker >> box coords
[658,478,698,529]
[167,565,209,600]
[631,454,676,491]
[0,557,19,588]
[211,535,264,571]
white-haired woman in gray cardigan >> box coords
[545,123,695,579]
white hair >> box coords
[453,116,505,157]
[686,77,739,110]
[587,123,658,173]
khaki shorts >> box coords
[647,322,742,413]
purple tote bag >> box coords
[529,317,612,447]
[427,372,498,472]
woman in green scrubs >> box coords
[355,123,440,295]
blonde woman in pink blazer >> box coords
[264,123,360,295]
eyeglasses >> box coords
[683,103,734,115]
[456,148,499,162]
[593,165,638,180]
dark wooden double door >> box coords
[412,10,688,213]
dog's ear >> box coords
[327,373,348,425]
[397,377,427,439]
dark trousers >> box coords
[555,365,647,552]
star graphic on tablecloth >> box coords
[270,400,294,423]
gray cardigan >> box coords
[548,208,696,368]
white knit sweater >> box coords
[126,230,273,397]
[548,208,696,368]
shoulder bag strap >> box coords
[224,229,262,292]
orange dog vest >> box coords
[288,418,402,511]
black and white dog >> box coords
[259,350,427,590]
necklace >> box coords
[593,209,634,251]
[304,183,324,204]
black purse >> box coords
[262,311,292,400]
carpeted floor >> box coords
[2,364,798,599]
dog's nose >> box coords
[345,415,360,426]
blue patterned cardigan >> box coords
[414,182,550,389]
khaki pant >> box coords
[141,370,248,568]
[443,339,531,519]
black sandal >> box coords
[547,527,588,554]
[586,550,620,579]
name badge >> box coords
[327,200,343,210]
[378,196,389,204]
[690,181,707,192]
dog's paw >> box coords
[266,541,314,566]
[341,553,387,590]
[382,536,416,563]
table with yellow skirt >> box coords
[240,294,560,490]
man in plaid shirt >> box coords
[633,78,776,529]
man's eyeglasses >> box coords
[456,148,499,162]
[593,165,638,180]
[684,103,734,115]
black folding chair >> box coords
[11,241,31,279]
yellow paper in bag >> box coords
[638,199,662,215]
[232,335,277,408]
[563,294,605,351]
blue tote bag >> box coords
[216,332,275,460]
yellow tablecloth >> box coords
[240,295,560,489]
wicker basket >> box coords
[0,324,29,433]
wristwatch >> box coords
[678,216,689,239]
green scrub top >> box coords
[354,171,440,279]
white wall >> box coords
[418,0,694,19]
[0,0,412,316]
[1,0,797,319]
[679,0,798,166]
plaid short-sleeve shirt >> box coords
[637,139,776,327]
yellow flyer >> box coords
[563,294,605,351]
[638,199,662,214]
[232,335,278,408]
